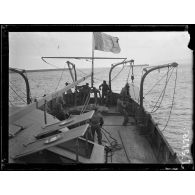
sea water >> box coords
[9,63,193,163]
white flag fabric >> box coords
[93,32,121,53]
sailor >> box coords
[117,95,129,126]
[65,82,72,94]
[99,80,110,105]
[120,83,130,98]
[52,96,67,120]
[89,107,104,145]
[64,82,72,105]
[81,83,91,104]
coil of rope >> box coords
[101,127,122,162]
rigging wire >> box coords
[41,57,62,69]
[126,65,131,83]
[9,99,14,106]
[161,67,178,131]
[150,67,175,113]
[9,84,26,104]
[54,64,66,92]
[111,63,125,82]
[9,80,27,98]
[144,67,174,97]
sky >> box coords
[9,31,192,70]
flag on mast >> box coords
[93,32,121,53]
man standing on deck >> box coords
[64,82,73,105]
[99,80,110,105]
[52,96,67,120]
[89,107,104,145]
[120,83,130,98]
[82,83,91,104]
[117,95,129,126]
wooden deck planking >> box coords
[101,114,157,163]
[118,128,157,163]
[101,115,134,163]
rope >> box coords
[126,65,131,83]
[144,67,173,97]
[9,80,27,97]
[9,84,26,104]
[111,63,125,82]
[101,127,122,161]
[54,65,66,92]
[161,67,178,131]
[80,92,90,114]
[150,67,175,113]
[76,68,106,83]
[9,99,14,106]
[41,57,61,69]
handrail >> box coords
[139,62,178,107]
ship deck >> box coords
[100,107,157,163]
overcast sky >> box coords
[9,31,192,70]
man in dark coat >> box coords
[99,80,110,105]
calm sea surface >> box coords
[9,63,193,163]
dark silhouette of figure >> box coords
[99,80,110,105]
[90,108,104,145]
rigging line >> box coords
[111,63,125,82]
[144,67,174,97]
[9,84,26,103]
[9,81,27,97]
[111,59,127,82]
[161,67,178,132]
[150,67,170,112]
[9,100,14,106]
[131,83,137,101]
[150,67,175,113]
[126,65,131,83]
[41,57,61,69]
[76,68,103,83]
[150,67,174,113]
[54,64,66,92]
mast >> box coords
[91,33,94,88]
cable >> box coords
[9,99,14,106]
[101,127,122,161]
[150,67,175,113]
[9,80,27,97]
[41,57,61,69]
[161,67,178,131]
[144,67,173,97]
[9,84,26,104]
[111,63,125,82]
[54,64,66,92]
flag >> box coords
[93,32,121,53]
